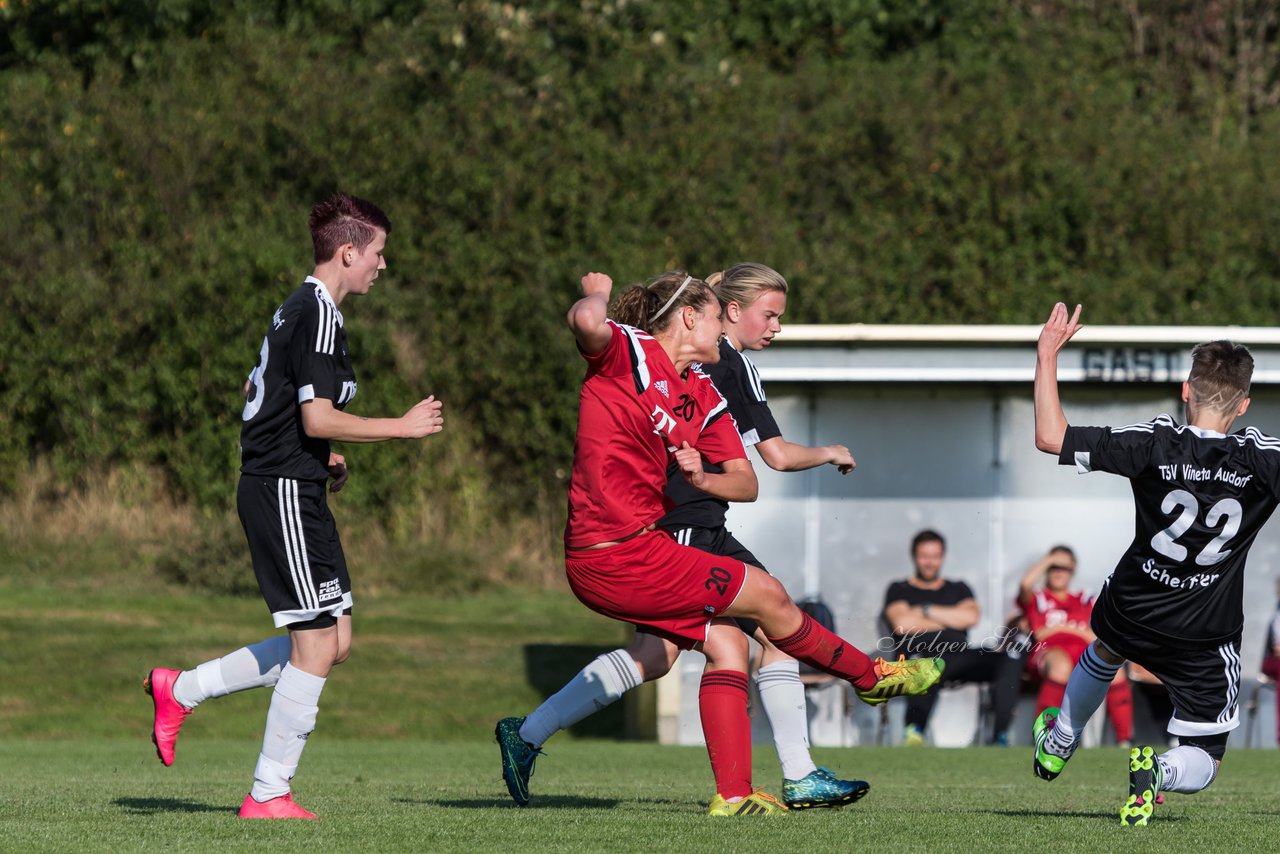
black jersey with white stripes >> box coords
[1061,414,1280,649]
[659,339,782,530]
[239,277,357,481]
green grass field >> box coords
[3,740,1277,853]
[4,555,1279,852]
[0,584,628,743]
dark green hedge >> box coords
[5,0,1280,519]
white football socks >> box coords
[1157,745,1218,793]
[519,649,643,747]
[249,662,326,802]
[1048,644,1120,754]
[171,635,292,710]
[755,659,817,781]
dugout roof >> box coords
[756,324,1280,385]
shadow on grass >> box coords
[114,796,231,815]
[397,795,621,810]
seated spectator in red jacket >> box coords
[1018,545,1133,746]
[1263,586,1280,743]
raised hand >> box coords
[1033,303,1080,455]
[581,271,613,300]
[569,272,615,356]
[1038,302,1083,359]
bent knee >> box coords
[751,571,793,612]
[626,633,677,680]
[1043,652,1072,684]
[1091,639,1125,666]
[631,649,672,680]
[1181,733,1229,762]
[702,623,750,671]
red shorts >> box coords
[564,529,748,649]
[1028,635,1090,676]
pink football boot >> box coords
[143,668,192,767]
[239,793,319,820]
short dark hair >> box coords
[911,529,945,555]
[1188,340,1253,417]
[308,193,392,264]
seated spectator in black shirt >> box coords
[882,529,1024,745]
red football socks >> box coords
[699,670,752,800]
[1106,679,1134,742]
[1038,679,1066,714]
[768,612,877,690]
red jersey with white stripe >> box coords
[1025,589,1094,635]
[565,321,747,549]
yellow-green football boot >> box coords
[855,656,946,705]
[1120,745,1163,827]
[706,791,789,816]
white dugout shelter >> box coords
[656,323,1280,748]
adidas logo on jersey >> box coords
[654,380,669,398]
[272,307,286,330]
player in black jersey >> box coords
[497,263,912,811]
[1030,302,1278,827]
[143,194,444,820]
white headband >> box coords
[650,275,693,323]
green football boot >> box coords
[495,716,542,807]
[855,656,946,705]
[1032,706,1076,781]
[781,768,870,810]
[1120,745,1163,827]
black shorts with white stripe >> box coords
[1092,602,1242,743]
[237,475,352,629]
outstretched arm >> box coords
[567,271,614,356]
[1034,302,1083,455]
[301,395,443,442]
[754,437,855,475]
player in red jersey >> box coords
[497,271,944,816]
[1018,545,1132,744]
[500,264,866,811]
